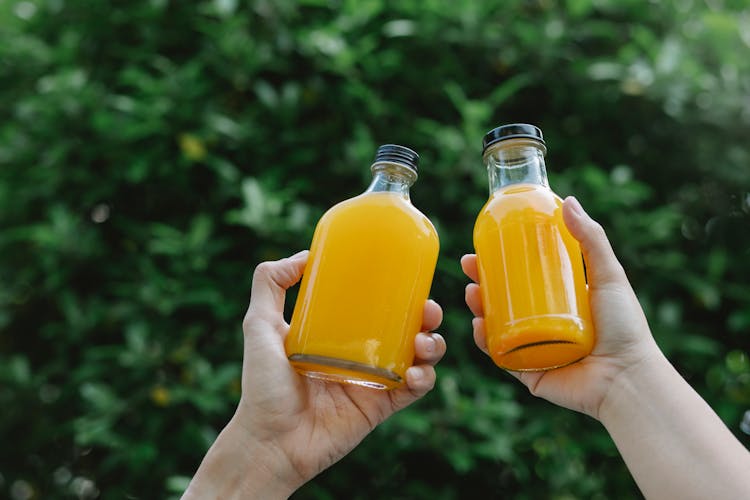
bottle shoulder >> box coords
[474,185,565,239]
[480,184,562,214]
[317,191,439,243]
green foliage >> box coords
[2,0,749,498]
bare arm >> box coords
[183,251,447,499]
[182,420,298,499]
[463,196,750,499]
[600,350,750,500]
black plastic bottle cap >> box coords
[373,144,419,173]
[482,124,545,155]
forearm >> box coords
[182,419,300,500]
[600,350,750,500]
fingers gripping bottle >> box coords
[285,145,440,389]
[473,124,594,371]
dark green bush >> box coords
[1,0,749,498]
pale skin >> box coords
[463,196,750,500]
[184,197,750,499]
[182,250,447,499]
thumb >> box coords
[562,197,628,291]
[246,250,309,320]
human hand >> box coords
[184,250,446,499]
[461,196,660,419]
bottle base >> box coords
[493,340,588,371]
[488,315,594,371]
[288,354,402,390]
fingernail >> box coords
[410,366,424,382]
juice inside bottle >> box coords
[285,146,439,389]
[473,124,594,371]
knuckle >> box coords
[253,261,273,279]
[242,311,279,337]
[613,261,626,277]
[589,220,608,241]
[241,311,255,333]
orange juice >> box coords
[474,124,593,371]
[474,184,593,370]
[285,145,439,389]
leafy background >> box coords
[1,0,749,498]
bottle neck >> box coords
[365,162,416,200]
[484,141,549,194]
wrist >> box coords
[183,416,303,499]
[597,346,668,427]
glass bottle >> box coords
[473,124,594,371]
[285,145,440,389]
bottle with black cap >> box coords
[473,124,594,371]
[285,144,439,389]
